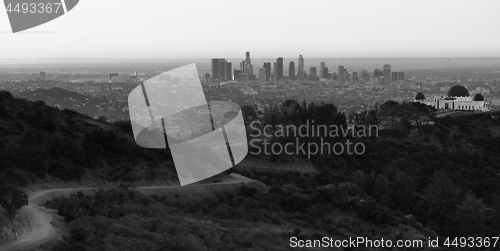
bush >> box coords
[238,185,258,197]
[0,186,29,218]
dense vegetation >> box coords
[241,100,500,238]
[46,183,431,251]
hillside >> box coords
[0,90,178,244]
[0,90,176,185]
[1,94,500,250]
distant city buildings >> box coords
[392,72,405,81]
[263,62,271,81]
[39,71,46,81]
[338,65,349,83]
[258,68,266,82]
[383,64,392,84]
[245,52,251,73]
[298,55,305,79]
[361,69,370,81]
[208,52,405,85]
[289,61,295,80]
[245,52,254,80]
[317,62,332,80]
[233,70,241,80]
[210,58,232,82]
[338,65,345,83]
[319,62,326,80]
[240,61,245,72]
[309,67,319,81]
[276,57,283,80]
[273,62,278,81]
[352,71,358,82]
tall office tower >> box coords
[218,59,227,82]
[343,69,349,81]
[319,62,326,79]
[39,71,46,80]
[374,69,383,77]
[352,71,358,82]
[361,69,370,81]
[338,65,345,83]
[276,57,283,80]
[392,72,398,81]
[245,52,252,73]
[298,55,305,79]
[273,62,277,81]
[233,70,241,80]
[226,62,232,81]
[247,64,254,80]
[309,67,317,77]
[258,68,267,82]
[204,73,210,81]
[383,64,392,84]
[263,62,271,81]
[211,59,221,82]
[322,67,329,79]
[391,72,405,81]
[289,61,296,80]
[240,61,246,73]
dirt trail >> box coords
[0,174,252,251]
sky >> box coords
[0,0,499,59]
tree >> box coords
[454,193,487,236]
[400,102,437,127]
[348,170,366,191]
[421,170,461,224]
[379,101,400,129]
[240,105,258,125]
[0,185,29,218]
[389,170,416,212]
[374,174,391,206]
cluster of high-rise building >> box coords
[207,52,405,84]
[210,58,232,82]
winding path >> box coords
[0,174,252,251]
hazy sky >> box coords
[0,0,499,59]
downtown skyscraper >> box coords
[319,62,326,79]
[383,64,392,84]
[258,68,266,82]
[298,55,305,79]
[263,62,271,81]
[276,57,283,80]
[289,61,295,80]
[211,58,231,82]
[244,52,254,80]
[338,65,345,83]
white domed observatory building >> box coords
[414,85,490,112]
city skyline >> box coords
[207,51,408,83]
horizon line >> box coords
[2,56,500,61]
